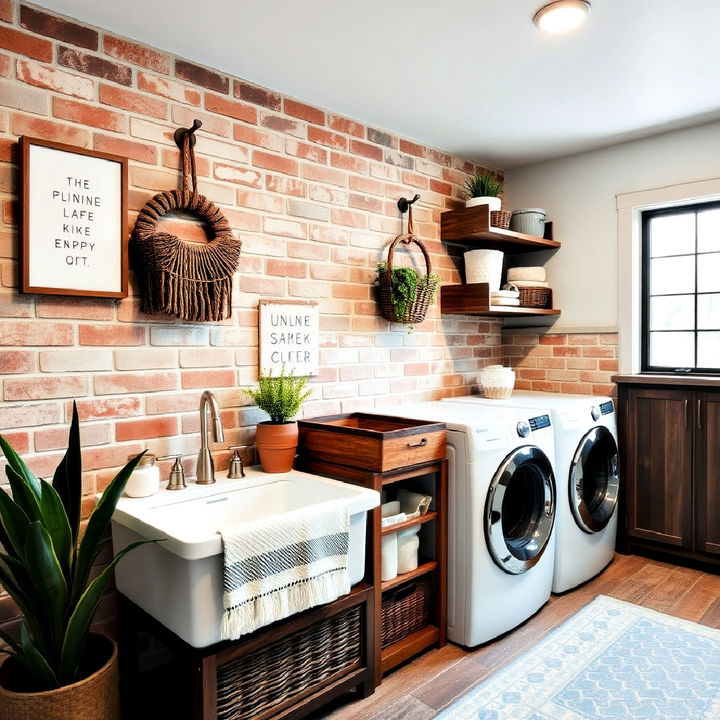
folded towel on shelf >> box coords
[511,280,550,288]
[491,298,521,307]
[381,512,409,527]
[220,500,350,640]
[507,266,546,283]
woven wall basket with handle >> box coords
[378,208,438,325]
[132,134,241,322]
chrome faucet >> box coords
[197,390,224,484]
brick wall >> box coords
[0,2,510,632]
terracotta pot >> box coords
[255,421,299,473]
[0,633,119,720]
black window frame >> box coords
[641,200,720,375]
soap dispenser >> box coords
[158,455,186,490]
[125,452,160,497]
[227,445,246,479]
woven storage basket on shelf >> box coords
[518,286,552,308]
[490,209,512,229]
[216,605,361,720]
[381,578,433,649]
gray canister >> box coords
[510,208,547,236]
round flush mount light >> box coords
[534,0,591,33]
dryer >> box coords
[389,401,557,647]
[444,391,619,593]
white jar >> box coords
[124,452,160,498]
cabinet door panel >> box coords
[626,388,692,547]
[695,392,720,555]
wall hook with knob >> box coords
[397,194,421,213]
[174,118,203,150]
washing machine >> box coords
[388,401,556,648]
[444,391,619,593]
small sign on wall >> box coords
[20,136,128,298]
[259,299,319,377]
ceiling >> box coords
[35,0,720,169]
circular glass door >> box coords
[485,446,556,575]
[569,426,619,534]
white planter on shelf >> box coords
[465,196,502,211]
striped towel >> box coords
[220,500,350,640]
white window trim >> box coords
[616,177,720,374]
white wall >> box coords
[505,119,720,331]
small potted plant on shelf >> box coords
[464,171,504,211]
[0,403,148,720]
[243,367,312,473]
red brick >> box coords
[0,0,12,22]
[332,283,368,300]
[58,47,131,85]
[349,139,383,161]
[0,350,34,373]
[35,297,113,320]
[2,198,17,225]
[205,93,256,123]
[429,179,452,195]
[79,325,145,346]
[53,97,124,132]
[35,422,110,452]
[308,126,347,150]
[0,27,53,62]
[20,6,98,49]
[266,259,307,278]
[331,208,367,228]
[81,443,144,472]
[17,59,94,100]
[181,369,235,389]
[553,346,581,357]
[175,59,228,93]
[2,432,30,455]
[253,150,298,176]
[330,152,368,174]
[286,139,326,164]
[1,322,73,346]
[599,358,619,372]
[213,162,262,187]
[116,417,178,442]
[349,176,384,196]
[261,114,303,136]
[94,371,179,395]
[399,139,425,157]
[4,375,87,400]
[0,53,8,77]
[138,72,201,105]
[72,397,142,421]
[287,241,329,261]
[583,345,615,358]
[232,124,282,152]
[284,98,324,125]
[233,80,281,110]
[94,134,156,164]
[265,174,307,197]
[301,164,346,187]
[539,334,566,345]
[103,35,169,73]
[328,114,364,138]
[349,193,382,213]
[99,84,168,120]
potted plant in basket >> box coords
[243,367,312,473]
[376,261,440,331]
[464,171,503,210]
[0,403,148,720]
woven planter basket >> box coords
[490,209,512,229]
[0,634,119,720]
[518,286,552,308]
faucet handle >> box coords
[227,446,247,479]
[158,455,186,491]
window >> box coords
[642,201,720,373]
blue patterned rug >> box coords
[437,595,720,719]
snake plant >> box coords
[0,403,148,691]
[464,171,503,199]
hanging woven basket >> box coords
[131,133,241,322]
[378,208,438,325]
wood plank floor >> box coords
[310,554,720,720]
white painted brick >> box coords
[39,350,113,372]
[114,348,178,370]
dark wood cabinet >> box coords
[618,380,720,566]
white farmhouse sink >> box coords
[110,467,379,648]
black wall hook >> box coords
[174,119,203,150]
[397,194,421,213]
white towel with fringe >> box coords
[220,500,350,640]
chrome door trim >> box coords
[484,445,556,575]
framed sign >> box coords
[259,299,319,376]
[20,136,128,298]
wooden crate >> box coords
[298,413,446,472]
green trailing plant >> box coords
[464,171,503,199]
[243,367,312,423]
[0,403,149,692]
[376,262,441,330]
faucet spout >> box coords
[197,390,223,484]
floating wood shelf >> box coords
[441,205,560,252]
[381,559,437,592]
[380,511,438,536]
[441,283,561,317]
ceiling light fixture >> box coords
[534,0,591,33]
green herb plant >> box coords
[243,367,312,423]
[464,171,503,199]
[0,403,150,691]
[377,261,441,331]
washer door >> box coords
[569,426,619,534]
[485,445,556,575]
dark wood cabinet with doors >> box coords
[617,377,720,565]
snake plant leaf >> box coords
[24,522,67,646]
[0,433,41,500]
[4,465,42,524]
[0,485,31,560]
[72,451,144,600]
[19,624,60,690]
[60,539,149,684]
[39,479,73,580]
[51,402,82,545]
